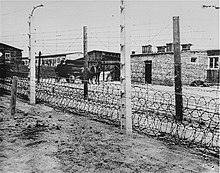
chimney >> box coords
[142,45,152,54]
[166,43,173,52]
[132,51,135,55]
[157,46,166,53]
[181,43,192,51]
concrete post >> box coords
[29,14,36,104]
[120,0,132,135]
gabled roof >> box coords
[0,42,23,51]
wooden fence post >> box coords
[37,51,42,83]
[83,26,88,99]
[10,76,18,115]
[173,16,183,122]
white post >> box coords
[29,14,36,104]
[120,0,132,135]
[28,4,43,105]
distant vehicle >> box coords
[55,59,84,83]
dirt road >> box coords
[0,95,218,173]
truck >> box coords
[55,59,84,83]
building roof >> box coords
[181,43,193,46]
[21,52,83,59]
[207,49,220,56]
[131,52,173,57]
[130,49,210,57]
[0,42,23,51]
[142,45,152,47]
[88,50,120,55]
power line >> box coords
[65,33,82,53]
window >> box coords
[5,52,11,61]
[191,57,197,63]
[11,51,16,57]
[209,57,219,69]
[57,58,60,63]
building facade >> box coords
[87,50,120,70]
[21,52,83,67]
[0,42,23,64]
[131,43,219,85]
[207,50,220,83]
[21,50,120,70]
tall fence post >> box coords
[28,4,43,104]
[29,13,36,104]
[120,0,132,135]
[83,26,88,99]
[37,51,41,83]
[102,53,105,82]
[173,16,183,122]
[10,76,18,115]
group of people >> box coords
[84,63,102,84]
[55,60,69,82]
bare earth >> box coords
[0,95,219,173]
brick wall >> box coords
[181,52,207,85]
[131,51,208,85]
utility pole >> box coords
[28,4,43,104]
[120,0,132,135]
[173,16,183,122]
[83,26,88,99]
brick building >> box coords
[131,43,219,85]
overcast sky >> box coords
[0,0,219,57]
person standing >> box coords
[95,63,102,84]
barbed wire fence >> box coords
[0,15,219,158]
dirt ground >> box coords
[0,95,219,173]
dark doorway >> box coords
[145,60,152,84]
